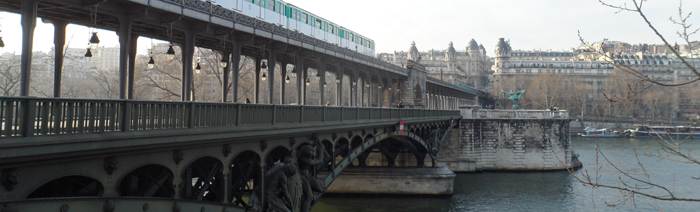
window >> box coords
[267,0,274,10]
[302,13,308,24]
[317,19,322,29]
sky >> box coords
[0,0,698,56]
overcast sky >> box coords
[0,0,698,56]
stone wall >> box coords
[459,119,572,171]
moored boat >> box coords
[578,127,620,138]
[626,125,700,139]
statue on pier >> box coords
[501,89,526,110]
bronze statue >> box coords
[501,89,526,110]
[246,161,298,212]
[297,136,330,212]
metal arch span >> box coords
[319,121,457,193]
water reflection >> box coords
[313,138,700,212]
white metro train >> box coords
[215,0,376,56]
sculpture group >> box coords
[501,89,526,110]
[247,135,331,212]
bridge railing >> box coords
[0,97,460,137]
[469,109,569,119]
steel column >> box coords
[181,30,196,101]
[295,54,304,105]
[49,19,68,97]
[231,43,241,102]
[367,72,372,107]
[19,0,41,97]
[117,16,134,99]
[280,62,287,104]
[267,50,276,104]
[127,33,139,99]
[337,66,343,106]
[319,62,325,106]
[222,51,231,102]
[254,57,261,103]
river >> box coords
[312,137,700,211]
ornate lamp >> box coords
[285,75,290,83]
[89,32,100,50]
[291,67,297,77]
[84,48,93,62]
[147,56,155,69]
[166,44,175,61]
[305,78,310,86]
[219,54,228,68]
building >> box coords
[378,40,492,90]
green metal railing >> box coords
[0,97,460,137]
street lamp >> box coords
[285,75,290,83]
[291,67,297,77]
[84,48,93,62]
[195,58,201,74]
[305,78,310,86]
[261,71,267,81]
[147,56,155,69]
[220,54,228,68]
[324,81,327,88]
[166,44,175,61]
[89,32,100,50]
[261,62,267,81]
[335,77,340,84]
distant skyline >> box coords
[0,0,698,56]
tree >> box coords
[574,0,700,207]
[0,54,21,96]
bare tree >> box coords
[574,0,700,207]
[0,54,20,96]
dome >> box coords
[468,39,479,51]
[445,41,457,60]
[408,41,421,61]
[495,38,512,57]
[479,44,487,55]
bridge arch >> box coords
[265,146,291,169]
[229,151,262,206]
[181,156,225,202]
[27,175,104,199]
[320,122,455,197]
[118,164,175,198]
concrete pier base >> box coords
[323,167,455,195]
[435,158,477,172]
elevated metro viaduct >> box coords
[0,0,492,211]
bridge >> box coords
[0,0,489,211]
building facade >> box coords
[378,40,492,90]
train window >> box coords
[245,0,254,3]
[257,0,264,7]
[330,25,334,34]
[267,0,274,10]
[317,19,322,29]
[302,13,308,24]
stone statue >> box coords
[501,89,526,110]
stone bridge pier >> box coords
[436,106,574,172]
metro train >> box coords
[216,0,376,56]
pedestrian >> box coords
[397,100,404,108]
[325,101,331,106]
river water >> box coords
[313,137,700,211]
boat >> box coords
[626,125,700,139]
[578,127,620,138]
